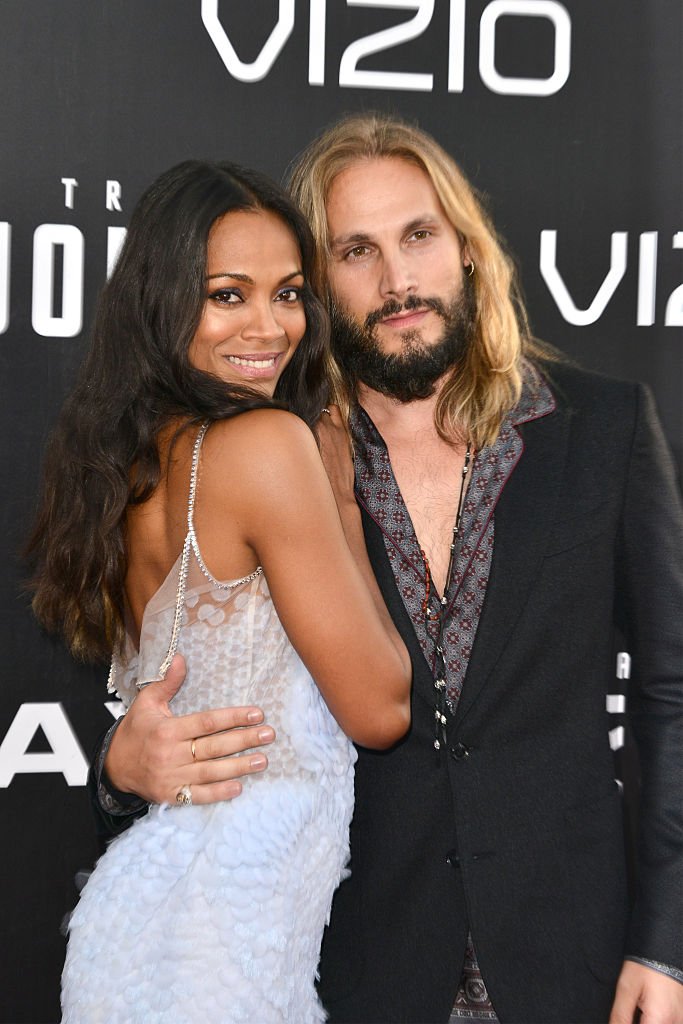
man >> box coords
[95,114,683,1023]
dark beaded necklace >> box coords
[419,443,472,750]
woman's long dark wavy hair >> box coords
[26,160,332,662]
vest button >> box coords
[450,742,470,761]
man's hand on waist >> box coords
[104,653,276,806]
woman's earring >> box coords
[465,261,475,277]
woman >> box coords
[27,161,411,1022]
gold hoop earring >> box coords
[465,261,475,277]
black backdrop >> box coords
[1,3,681,1020]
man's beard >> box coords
[330,280,477,403]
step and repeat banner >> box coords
[1,2,681,1020]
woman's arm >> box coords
[196,409,411,749]
[315,406,407,677]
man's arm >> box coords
[611,384,683,1021]
[96,654,275,822]
[90,717,148,837]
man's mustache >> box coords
[364,295,448,331]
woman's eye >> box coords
[409,229,431,242]
[276,287,302,303]
[209,288,241,305]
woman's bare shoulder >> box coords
[201,410,319,476]
[208,407,313,441]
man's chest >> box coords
[387,442,471,594]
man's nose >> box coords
[379,251,417,302]
[241,300,285,342]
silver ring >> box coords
[176,785,192,806]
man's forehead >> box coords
[326,155,433,203]
[325,157,445,240]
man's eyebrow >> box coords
[330,214,440,250]
[329,231,372,250]
[205,270,304,284]
[403,215,440,234]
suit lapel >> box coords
[452,404,570,731]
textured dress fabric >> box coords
[61,426,356,1023]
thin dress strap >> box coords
[187,422,263,591]
[152,421,263,681]
[108,422,263,694]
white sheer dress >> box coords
[61,424,356,1023]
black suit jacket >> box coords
[317,362,683,1023]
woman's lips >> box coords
[224,352,283,377]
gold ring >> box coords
[176,785,192,806]
[191,738,197,761]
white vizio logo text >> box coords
[201,0,572,95]
[540,230,683,326]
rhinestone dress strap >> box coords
[124,422,263,690]
[187,421,263,591]
[153,422,263,681]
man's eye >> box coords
[276,288,302,303]
[345,245,370,261]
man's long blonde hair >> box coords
[288,112,546,449]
